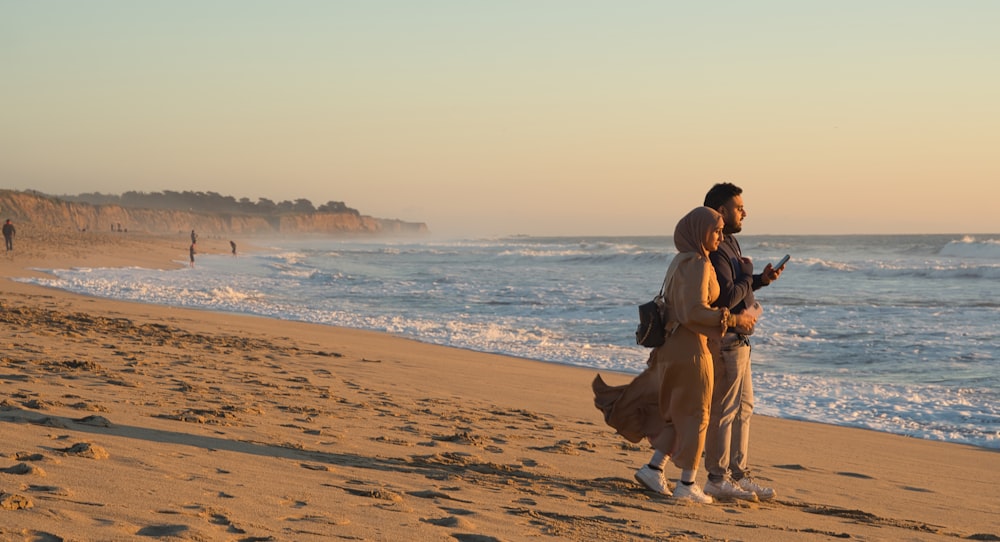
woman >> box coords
[593,206,756,503]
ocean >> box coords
[18,234,1000,450]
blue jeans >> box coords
[706,333,753,482]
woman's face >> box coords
[703,217,725,254]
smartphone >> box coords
[774,254,791,269]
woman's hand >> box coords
[734,312,757,330]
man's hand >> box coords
[761,263,782,285]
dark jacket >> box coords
[708,235,766,314]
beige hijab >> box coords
[674,206,722,257]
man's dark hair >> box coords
[704,182,743,210]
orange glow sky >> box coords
[2,2,998,236]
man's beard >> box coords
[725,223,742,235]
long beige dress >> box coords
[594,230,729,470]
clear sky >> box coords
[2,1,998,237]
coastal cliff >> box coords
[0,190,428,236]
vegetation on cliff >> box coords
[0,189,427,236]
[63,190,359,217]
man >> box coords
[3,219,15,251]
[702,183,782,501]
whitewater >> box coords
[18,233,1000,449]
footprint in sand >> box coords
[407,489,473,504]
[836,471,875,479]
[27,484,71,497]
[899,485,934,493]
[453,535,504,542]
[422,515,476,529]
[22,398,59,410]
[774,463,809,471]
[74,415,112,427]
[136,525,189,537]
[440,507,476,516]
[1,463,45,476]
[528,440,597,455]
[0,492,33,510]
[341,485,404,503]
[195,506,249,535]
[58,442,110,460]
[372,435,413,447]
[66,400,110,413]
[12,452,46,462]
[278,496,351,526]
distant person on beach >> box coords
[191,230,198,244]
[189,243,196,267]
[701,182,783,502]
[593,206,756,504]
[3,219,15,251]
[230,240,237,257]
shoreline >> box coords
[13,234,997,453]
[1,231,997,541]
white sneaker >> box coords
[704,478,757,501]
[671,482,713,504]
[634,465,671,495]
[738,477,776,500]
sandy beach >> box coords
[0,230,997,541]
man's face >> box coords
[720,195,746,234]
